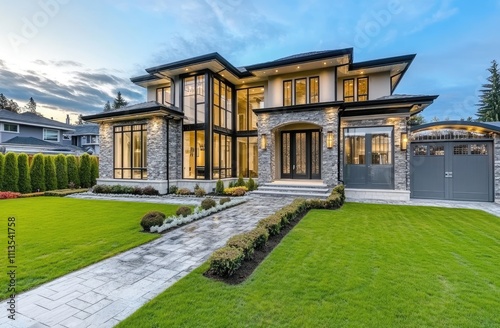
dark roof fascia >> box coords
[410,121,500,134]
[130,74,161,83]
[341,95,438,110]
[253,101,343,114]
[145,52,250,79]
[82,105,184,121]
[245,48,353,71]
[350,54,416,71]
[341,107,413,117]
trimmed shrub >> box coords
[194,187,206,197]
[30,153,45,192]
[219,197,231,205]
[201,198,216,210]
[0,191,21,199]
[143,186,159,196]
[55,154,68,190]
[227,233,255,260]
[90,156,99,186]
[246,177,256,191]
[67,155,79,188]
[228,181,235,188]
[223,186,248,196]
[17,153,31,194]
[93,184,111,194]
[176,188,191,195]
[176,206,192,217]
[0,153,4,190]
[79,153,92,188]
[306,184,345,210]
[236,175,245,187]
[3,152,19,192]
[215,179,224,195]
[246,226,269,249]
[44,156,57,191]
[168,185,178,194]
[18,192,45,198]
[209,246,245,276]
[257,214,282,236]
[140,211,166,232]
[2,152,19,192]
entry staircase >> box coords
[252,180,331,199]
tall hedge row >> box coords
[0,152,99,193]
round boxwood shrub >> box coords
[140,211,166,232]
[201,198,216,210]
[219,197,231,206]
[176,206,192,217]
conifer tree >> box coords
[2,152,19,192]
[17,153,31,193]
[477,60,500,121]
[30,153,45,192]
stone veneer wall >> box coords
[167,119,182,180]
[340,117,408,191]
[257,107,339,186]
[147,117,167,180]
[98,122,114,179]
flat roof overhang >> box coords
[82,106,184,123]
[253,101,342,115]
[340,95,438,117]
[411,121,500,134]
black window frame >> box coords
[343,78,354,102]
[294,78,307,105]
[357,77,369,101]
[309,76,320,104]
[156,85,172,105]
[113,124,148,180]
[283,80,292,106]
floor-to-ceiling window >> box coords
[237,136,258,178]
[183,130,205,179]
[114,124,147,179]
[236,86,261,178]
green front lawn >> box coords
[119,203,500,328]
[0,197,183,300]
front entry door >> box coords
[281,130,320,179]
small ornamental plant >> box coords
[201,198,216,210]
[176,206,192,217]
[140,211,166,232]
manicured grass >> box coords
[0,197,183,300]
[119,203,500,328]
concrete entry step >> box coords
[253,180,331,199]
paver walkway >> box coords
[2,195,293,328]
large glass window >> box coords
[213,78,232,129]
[43,129,59,142]
[2,124,18,132]
[343,79,354,102]
[237,87,263,131]
[284,77,320,106]
[156,85,172,105]
[344,77,368,102]
[237,136,258,178]
[183,75,205,124]
[357,77,368,101]
[183,130,205,179]
[344,127,392,165]
[283,80,292,106]
[309,77,319,103]
[295,78,307,105]
[213,133,231,179]
[114,124,147,179]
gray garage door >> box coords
[410,141,493,201]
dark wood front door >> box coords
[281,130,321,179]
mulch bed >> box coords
[203,210,308,285]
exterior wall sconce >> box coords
[261,134,267,150]
[326,131,334,149]
[401,132,408,151]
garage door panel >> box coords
[411,155,445,199]
[451,146,491,201]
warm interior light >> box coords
[297,66,300,69]
[401,132,408,151]
[326,131,334,149]
[275,69,278,73]
[261,134,267,150]
[185,68,189,71]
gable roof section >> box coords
[3,136,56,146]
[71,123,99,136]
[0,109,74,131]
[82,101,184,123]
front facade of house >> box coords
[84,49,438,200]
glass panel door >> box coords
[294,132,307,178]
[281,130,321,179]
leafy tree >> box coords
[90,156,99,186]
[44,156,57,191]
[0,153,5,190]
[79,153,92,188]
[112,91,128,110]
[7,99,21,113]
[67,155,80,187]
[2,152,19,192]
[24,97,37,114]
[17,153,31,193]
[30,153,45,192]
[0,94,20,113]
[103,101,112,112]
[408,113,426,125]
[55,154,68,189]
[477,60,500,122]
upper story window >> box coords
[213,78,232,129]
[343,77,368,102]
[43,129,59,142]
[283,77,320,106]
[183,75,205,124]
[1,123,19,133]
[237,87,264,131]
[156,86,172,105]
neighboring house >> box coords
[62,123,100,155]
[85,48,496,201]
[0,109,84,155]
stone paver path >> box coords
[2,195,293,328]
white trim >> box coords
[0,119,74,131]
[1,123,19,133]
[43,128,60,142]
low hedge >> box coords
[223,186,247,196]
[0,191,21,199]
[208,185,345,277]
[92,184,159,195]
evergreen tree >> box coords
[103,101,112,112]
[7,99,21,113]
[17,153,31,193]
[30,153,45,192]
[79,153,92,188]
[55,154,68,189]
[112,91,128,110]
[24,97,37,114]
[44,156,57,191]
[477,60,500,122]
[0,153,5,190]
[3,152,19,192]
[90,156,99,186]
[76,114,84,125]
[408,113,426,125]
[0,93,8,109]
[67,155,80,187]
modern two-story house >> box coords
[83,48,439,200]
